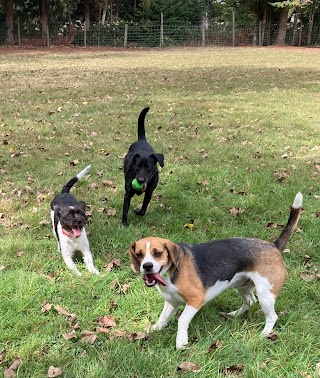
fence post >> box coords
[84,22,87,47]
[201,23,205,47]
[46,25,50,47]
[160,12,164,47]
[232,8,235,47]
[124,24,128,48]
[17,16,21,47]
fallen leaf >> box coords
[102,180,113,187]
[70,160,79,166]
[225,363,244,375]
[39,220,50,226]
[300,271,317,282]
[274,168,290,182]
[0,349,6,364]
[104,259,121,272]
[105,208,116,217]
[54,305,70,317]
[62,330,77,340]
[266,222,283,229]
[98,315,117,328]
[41,302,52,313]
[316,362,320,375]
[130,263,138,273]
[4,358,22,378]
[207,339,223,353]
[90,182,99,189]
[184,223,195,230]
[267,332,278,341]
[81,330,97,344]
[16,250,24,257]
[47,366,62,377]
[177,362,201,373]
[95,327,110,334]
[127,331,149,342]
[229,207,244,217]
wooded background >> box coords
[0,0,319,47]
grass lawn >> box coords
[0,46,319,378]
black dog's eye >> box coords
[136,252,143,259]
[154,250,163,258]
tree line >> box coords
[0,0,319,46]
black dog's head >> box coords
[55,204,87,238]
[126,152,164,191]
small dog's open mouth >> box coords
[143,272,167,287]
[141,182,147,192]
[72,227,82,238]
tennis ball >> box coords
[132,179,143,190]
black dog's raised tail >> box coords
[274,192,303,252]
[61,165,91,194]
[138,107,150,141]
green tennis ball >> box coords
[132,179,143,190]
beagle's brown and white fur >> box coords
[130,192,303,349]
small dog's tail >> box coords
[61,165,91,193]
[138,107,150,141]
[274,192,303,252]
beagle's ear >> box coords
[129,242,141,273]
[165,240,180,272]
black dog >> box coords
[50,165,99,275]
[122,107,164,226]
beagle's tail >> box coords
[137,107,150,141]
[61,165,91,194]
[274,192,303,252]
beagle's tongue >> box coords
[144,273,167,286]
[72,228,81,238]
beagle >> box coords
[130,192,303,349]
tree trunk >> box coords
[101,0,108,25]
[307,0,316,45]
[275,6,289,45]
[38,0,48,40]
[84,0,90,31]
[1,0,15,45]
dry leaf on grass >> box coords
[267,332,278,341]
[54,305,70,317]
[70,160,79,166]
[4,358,22,378]
[229,207,244,217]
[41,302,52,313]
[127,332,149,342]
[207,339,223,353]
[224,363,245,376]
[81,330,97,344]
[103,258,121,272]
[177,362,201,373]
[274,168,290,182]
[62,330,77,340]
[95,327,110,334]
[0,349,6,364]
[99,315,117,328]
[300,271,318,282]
[47,366,62,377]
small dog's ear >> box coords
[129,242,140,273]
[152,153,164,167]
[53,205,61,217]
[125,153,140,168]
[78,201,86,211]
[165,240,180,273]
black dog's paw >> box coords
[134,208,145,216]
[122,221,129,227]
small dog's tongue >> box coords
[144,273,167,286]
[72,228,82,238]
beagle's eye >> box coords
[154,250,163,258]
[136,252,143,259]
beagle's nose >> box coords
[143,262,153,271]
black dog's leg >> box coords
[134,190,152,217]
[122,191,133,227]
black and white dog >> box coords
[122,107,164,226]
[50,165,99,275]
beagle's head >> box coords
[130,237,179,287]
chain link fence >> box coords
[0,18,319,48]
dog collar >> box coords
[62,228,71,238]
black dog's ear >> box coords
[53,205,61,217]
[78,201,86,211]
[152,153,164,167]
[125,153,140,167]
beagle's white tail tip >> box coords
[292,192,303,209]
[76,165,91,180]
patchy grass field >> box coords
[0,46,319,378]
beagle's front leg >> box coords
[151,301,177,331]
[176,305,199,349]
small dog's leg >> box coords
[82,251,100,275]
[258,292,278,335]
[134,191,152,216]
[228,286,256,317]
[61,252,82,276]
[176,305,199,349]
[151,301,177,331]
